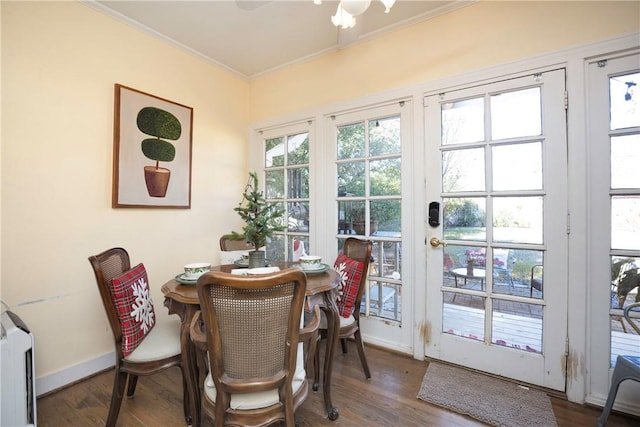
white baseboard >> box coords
[36,351,115,397]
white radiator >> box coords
[1,310,36,427]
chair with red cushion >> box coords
[88,247,189,427]
[314,237,373,384]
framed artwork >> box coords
[113,84,193,208]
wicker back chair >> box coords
[315,238,373,384]
[190,268,320,426]
[219,234,254,251]
[88,247,188,427]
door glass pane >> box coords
[610,72,639,130]
[443,197,486,241]
[442,148,485,192]
[493,142,542,191]
[287,202,309,232]
[492,301,543,353]
[337,122,365,159]
[609,256,640,365]
[369,116,400,156]
[442,292,486,341]
[337,161,365,196]
[265,137,284,167]
[287,167,308,198]
[265,169,284,199]
[491,87,542,139]
[492,249,544,298]
[366,281,400,320]
[370,158,401,196]
[611,196,640,250]
[287,132,309,165]
[443,245,486,290]
[493,196,543,244]
[371,200,401,235]
[441,97,484,145]
[611,135,640,189]
[371,241,402,279]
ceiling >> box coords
[88,0,471,79]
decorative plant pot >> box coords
[144,166,171,197]
[248,250,266,268]
[352,220,378,236]
[467,262,474,276]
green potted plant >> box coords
[137,107,181,197]
[230,172,286,268]
[350,204,378,236]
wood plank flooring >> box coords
[37,344,638,426]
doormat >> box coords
[417,362,557,427]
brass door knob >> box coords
[430,237,447,247]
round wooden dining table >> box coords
[161,262,341,426]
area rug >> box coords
[417,362,557,427]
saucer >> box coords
[234,259,270,268]
[175,273,198,285]
[299,263,330,275]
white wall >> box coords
[1,1,250,394]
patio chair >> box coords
[189,268,320,426]
[530,264,543,297]
[597,302,640,427]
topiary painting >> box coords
[136,107,181,197]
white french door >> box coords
[587,52,640,408]
[424,70,568,390]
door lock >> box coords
[429,237,447,248]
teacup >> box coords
[299,255,322,270]
[184,262,211,280]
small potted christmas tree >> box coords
[230,172,286,268]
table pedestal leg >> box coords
[164,298,200,427]
[321,294,340,421]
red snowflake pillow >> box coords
[109,263,156,357]
[333,253,364,318]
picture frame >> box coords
[112,84,193,208]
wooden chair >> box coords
[88,247,188,427]
[315,238,373,384]
[597,302,640,427]
[219,234,254,251]
[190,268,320,427]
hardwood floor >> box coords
[37,344,637,426]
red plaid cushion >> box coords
[109,263,156,357]
[333,253,364,318]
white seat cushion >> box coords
[319,313,356,329]
[203,343,306,410]
[125,314,181,363]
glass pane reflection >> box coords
[611,196,640,250]
[493,142,542,191]
[442,148,485,192]
[441,97,484,145]
[493,197,543,244]
[337,122,365,159]
[442,292,485,341]
[610,72,639,130]
[443,198,487,241]
[337,161,365,197]
[265,137,284,167]
[265,170,284,199]
[492,301,543,353]
[611,135,640,189]
[287,133,309,165]
[369,116,400,156]
[370,158,401,196]
[491,87,542,140]
[609,256,640,365]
